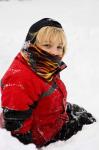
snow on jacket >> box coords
[1,53,68,146]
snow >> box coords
[0,0,99,149]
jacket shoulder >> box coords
[1,53,43,110]
[2,53,42,84]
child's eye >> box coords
[43,44,51,48]
[57,46,63,49]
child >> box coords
[0,18,96,148]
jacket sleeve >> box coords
[1,75,41,132]
[3,108,33,131]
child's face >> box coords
[36,40,64,57]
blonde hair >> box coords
[34,26,67,54]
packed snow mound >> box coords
[0,122,98,150]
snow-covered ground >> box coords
[0,0,99,149]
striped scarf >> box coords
[21,44,66,82]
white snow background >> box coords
[0,0,99,149]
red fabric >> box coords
[1,53,68,146]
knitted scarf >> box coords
[21,44,66,82]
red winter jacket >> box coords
[1,53,68,146]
